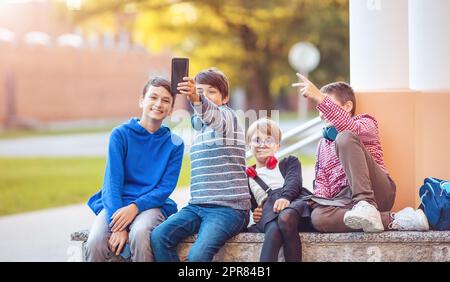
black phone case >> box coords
[171,58,189,94]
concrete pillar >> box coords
[409,0,450,90]
[349,0,414,210]
[349,0,409,89]
[349,0,450,210]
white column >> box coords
[349,0,409,89]
[409,0,450,90]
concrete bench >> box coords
[71,230,450,262]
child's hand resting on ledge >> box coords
[273,198,290,213]
[110,203,139,233]
[253,206,263,223]
[108,230,128,256]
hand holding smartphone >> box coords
[171,58,189,95]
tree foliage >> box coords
[67,0,349,111]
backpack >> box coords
[419,177,450,230]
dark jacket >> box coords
[248,155,312,231]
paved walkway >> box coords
[0,187,190,262]
[0,166,315,262]
[0,120,317,157]
[0,133,110,157]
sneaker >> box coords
[343,200,384,232]
[388,207,429,231]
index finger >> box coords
[296,72,309,83]
[292,82,307,87]
[177,82,190,87]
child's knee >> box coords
[277,210,297,231]
[86,228,108,248]
[335,131,358,148]
[129,225,150,246]
[150,225,163,244]
[85,232,110,260]
[150,223,173,249]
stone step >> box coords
[71,230,450,262]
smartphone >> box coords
[171,58,189,94]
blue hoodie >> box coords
[87,118,184,224]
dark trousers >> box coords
[248,209,314,262]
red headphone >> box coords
[246,156,278,178]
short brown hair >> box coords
[320,82,356,116]
[142,76,175,105]
[246,118,282,144]
[194,68,229,99]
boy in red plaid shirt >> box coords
[292,74,429,232]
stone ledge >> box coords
[71,230,450,262]
[71,229,450,244]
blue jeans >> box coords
[151,204,249,262]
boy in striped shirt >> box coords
[293,73,429,233]
[151,68,250,261]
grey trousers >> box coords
[311,131,396,232]
[85,208,165,262]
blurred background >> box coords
[0,0,350,261]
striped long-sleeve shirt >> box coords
[189,93,251,210]
[314,95,388,199]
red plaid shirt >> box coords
[313,95,388,198]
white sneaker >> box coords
[344,200,384,232]
[388,207,430,231]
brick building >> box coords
[0,0,186,128]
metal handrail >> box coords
[275,131,322,159]
[280,116,322,141]
[245,116,324,159]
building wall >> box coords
[0,1,189,127]
[0,44,189,125]
[0,1,73,38]
[356,90,450,210]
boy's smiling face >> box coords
[196,84,229,106]
[139,86,173,122]
[250,130,280,166]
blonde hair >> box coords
[246,118,282,144]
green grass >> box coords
[0,157,105,215]
[0,152,314,216]
[0,156,191,216]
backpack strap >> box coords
[253,175,271,192]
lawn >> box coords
[0,156,191,216]
[0,152,314,216]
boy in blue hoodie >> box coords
[85,77,184,262]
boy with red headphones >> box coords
[245,118,314,262]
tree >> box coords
[67,0,349,112]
